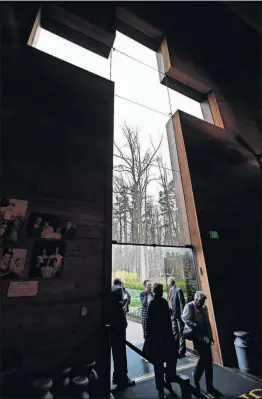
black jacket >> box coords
[61,227,76,240]
[110,284,127,332]
[146,297,175,362]
[170,286,185,319]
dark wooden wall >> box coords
[173,111,261,367]
[1,37,113,396]
[164,5,262,368]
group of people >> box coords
[33,247,63,278]
[111,277,221,398]
[140,278,186,359]
[0,251,23,279]
[0,202,24,243]
[28,216,76,240]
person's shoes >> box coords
[164,380,177,397]
[116,378,135,390]
[206,386,222,398]
[157,390,167,398]
[192,372,201,393]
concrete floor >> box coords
[112,320,198,381]
[126,319,144,346]
[112,321,262,398]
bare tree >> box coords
[113,123,183,280]
[156,156,180,245]
[114,124,162,246]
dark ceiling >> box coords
[222,1,262,35]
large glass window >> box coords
[113,97,183,246]
[34,27,200,351]
[111,32,200,352]
[111,32,200,247]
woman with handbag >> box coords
[182,291,221,397]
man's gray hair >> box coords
[167,276,175,286]
[194,291,207,301]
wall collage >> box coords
[0,197,77,281]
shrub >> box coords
[112,271,139,284]
[124,281,144,290]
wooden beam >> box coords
[208,92,224,129]
[171,111,223,366]
[158,38,171,73]
[27,8,41,47]
[160,37,211,96]
[159,39,225,129]
[116,6,164,51]
[40,3,116,58]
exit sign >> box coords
[209,230,219,239]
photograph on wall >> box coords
[27,213,76,240]
[29,240,65,279]
[0,247,27,279]
[0,198,28,243]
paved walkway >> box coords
[126,319,143,346]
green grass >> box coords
[125,287,190,320]
[126,288,141,320]
[126,288,169,320]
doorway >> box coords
[112,244,199,383]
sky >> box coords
[35,29,203,200]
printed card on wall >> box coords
[27,213,76,240]
[8,281,38,297]
[29,240,66,279]
[0,198,28,243]
[0,248,27,279]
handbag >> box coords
[182,303,196,341]
[183,325,195,341]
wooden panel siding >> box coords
[1,39,114,396]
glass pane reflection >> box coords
[112,244,198,347]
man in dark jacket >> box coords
[168,277,186,358]
[146,283,177,398]
[60,221,76,240]
[110,278,135,389]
